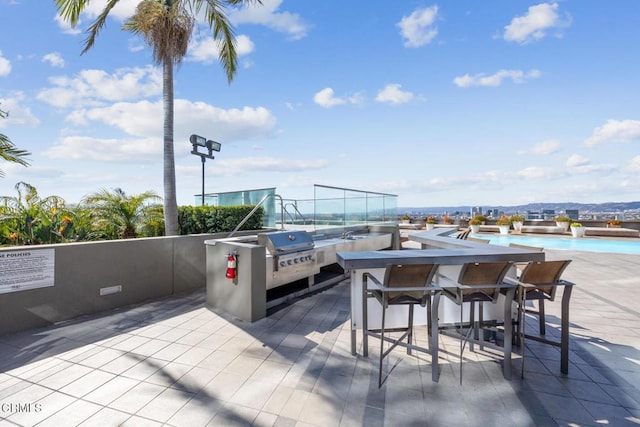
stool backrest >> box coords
[384,264,439,304]
[457,262,513,301]
[519,260,572,300]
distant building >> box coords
[526,210,542,220]
[566,209,579,220]
[542,209,555,220]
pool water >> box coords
[473,234,640,255]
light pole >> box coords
[190,134,221,206]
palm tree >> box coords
[82,188,161,239]
[0,107,30,178]
[54,0,261,236]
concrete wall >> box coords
[0,233,227,336]
[206,240,267,322]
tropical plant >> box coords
[555,216,571,223]
[0,107,31,178]
[82,188,161,239]
[570,222,583,228]
[425,215,436,224]
[607,218,621,226]
[400,213,411,221]
[0,182,73,245]
[468,218,482,226]
[442,214,452,224]
[510,214,525,223]
[54,0,262,236]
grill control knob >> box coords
[280,261,286,267]
[287,260,293,266]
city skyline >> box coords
[1,1,639,207]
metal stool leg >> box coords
[407,303,414,355]
[378,300,387,388]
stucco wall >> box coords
[0,234,222,336]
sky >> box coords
[1,0,639,208]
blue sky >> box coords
[1,0,639,207]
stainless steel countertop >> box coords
[336,229,545,269]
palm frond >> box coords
[82,0,121,54]
[54,0,92,26]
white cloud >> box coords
[128,38,145,53]
[628,155,640,172]
[566,154,589,167]
[44,136,160,162]
[228,0,309,40]
[0,50,11,76]
[188,33,254,63]
[568,163,617,175]
[0,93,40,128]
[42,52,65,68]
[205,156,328,177]
[313,88,363,108]
[530,139,561,155]
[503,2,570,44]
[36,66,162,108]
[397,5,438,48]
[54,15,81,35]
[62,99,276,142]
[453,69,541,88]
[77,0,139,22]
[517,166,555,180]
[375,84,414,105]
[585,119,640,146]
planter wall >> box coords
[0,232,241,336]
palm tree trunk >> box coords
[163,58,179,236]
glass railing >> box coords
[198,188,278,228]
[200,185,397,231]
[283,185,397,230]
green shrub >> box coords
[178,205,264,235]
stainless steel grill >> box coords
[258,230,314,256]
[258,230,319,289]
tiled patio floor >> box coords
[1,246,639,426]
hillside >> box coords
[401,201,640,216]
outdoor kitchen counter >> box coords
[336,228,546,370]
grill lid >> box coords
[258,230,314,255]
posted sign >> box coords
[0,249,55,294]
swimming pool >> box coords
[472,234,640,255]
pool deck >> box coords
[1,243,639,426]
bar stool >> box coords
[362,263,441,387]
[439,261,516,383]
[508,260,574,377]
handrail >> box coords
[228,193,284,237]
[283,202,307,225]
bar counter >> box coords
[336,228,546,380]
